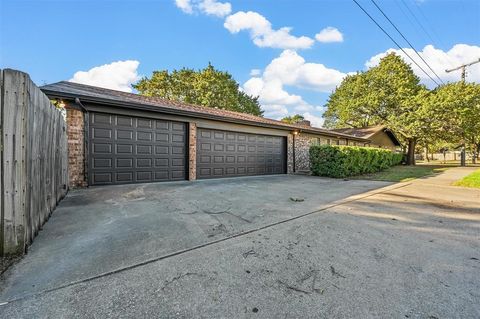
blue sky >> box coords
[1,0,479,126]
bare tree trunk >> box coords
[406,138,416,166]
[425,146,429,162]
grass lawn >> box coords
[453,169,480,188]
[352,165,451,182]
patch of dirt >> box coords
[1,255,21,275]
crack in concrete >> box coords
[330,266,346,279]
[160,272,207,291]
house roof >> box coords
[40,81,368,142]
[331,125,402,146]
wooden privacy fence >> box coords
[1,69,68,256]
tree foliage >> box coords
[133,64,263,116]
[323,53,429,164]
[426,82,480,160]
[323,52,480,164]
[281,114,305,124]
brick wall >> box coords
[66,107,87,187]
[188,122,197,180]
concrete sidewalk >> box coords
[1,168,479,318]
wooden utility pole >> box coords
[445,58,480,82]
[445,58,480,166]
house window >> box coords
[327,139,331,145]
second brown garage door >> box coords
[196,128,286,179]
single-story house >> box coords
[40,81,397,188]
[331,125,402,151]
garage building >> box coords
[41,81,370,187]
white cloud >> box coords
[175,0,231,17]
[224,11,314,50]
[315,27,344,43]
[243,50,347,125]
[261,104,289,119]
[365,44,480,86]
[199,0,231,17]
[249,69,261,76]
[262,50,346,92]
[175,0,193,14]
[69,60,140,93]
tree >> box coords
[133,64,263,116]
[323,53,426,165]
[281,114,305,124]
[427,82,480,163]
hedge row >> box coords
[309,145,403,178]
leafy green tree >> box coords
[133,64,263,116]
[323,53,426,165]
[427,82,480,163]
[281,114,305,124]
[323,71,378,128]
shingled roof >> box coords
[40,81,368,141]
[331,125,401,146]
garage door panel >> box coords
[137,118,153,129]
[196,128,286,179]
[89,112,187,185]
[92,113,112,125]
[172,123,185,131]
[116,116,133,127]
[116,158,133,168]
[136,131,153,141]
[136,145,152,154]
[93,158,112,169]
[93,172,112,184]
[93,143,112,154]
[116,129,133,140]
[92,127,112,139]
[116,172,133,182]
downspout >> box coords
[74,98,89,187]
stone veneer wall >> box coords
[292,133,319,172]
[287,133,357,174]
[188,122,197,180]
[66,107,87,188]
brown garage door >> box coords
[88,112,187,185]
[196,128,286,179]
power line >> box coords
[399,0,437,46]
[351,0,440,86]
[370,0,444,84]
[393,0,428,46]
[411,0,448,50]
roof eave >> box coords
[42,88,369,142]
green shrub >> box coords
[309,145,403,178]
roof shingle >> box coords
[40,81,368,141]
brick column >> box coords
[66,107,87,187]
[188,122,197,181]
[287,133,294,174]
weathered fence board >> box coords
[1,69,68,256]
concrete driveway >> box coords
[1,169,479,318]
